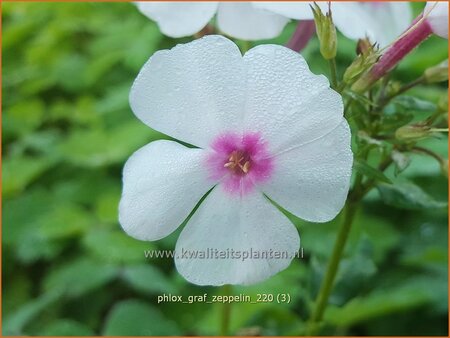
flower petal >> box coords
[130,35,246,149]
[425,1,449,39]
[175,188,300,285]
[216,3,289,40]
[262,121,353,223]
[331,2,413,47]
[135,2,218,38]
[119,140,213,241]
[242,44,343,153]
[252,2,318,20]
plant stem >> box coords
[306,199,359,335]
[220,284,232,336]
[381,76,425,106]
[306,150,392,335]
[412,146,445,165]
[329,58,338,89]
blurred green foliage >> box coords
[2,2,448,336]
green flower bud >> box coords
[311,3,337,60]
[424,60,448,83]
[343,39,380,84]
[395,124,432,141]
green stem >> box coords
[380,76,425,107]
[412,146,445,166]
[430,128,449,132]
[306,200,359,335]
[306,148,389,335]
[329,58,338,89]
[220,284,232,336]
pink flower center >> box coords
[206,132,274,196]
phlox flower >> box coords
[135,2,289,40]
[424,1,448,39]
[255,1,413,47]
[119,35,353,285]
[352,1,448,92]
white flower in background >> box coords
[119,35,353,285]
[352,1,448,92]
[424,1,448,39]
[255,1,413,47]
[135,2,289,40]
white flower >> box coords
[424,1,449,39]
[255,1,413,47]
[135,2,289,40]
[119,35,353,286]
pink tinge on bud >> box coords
[206,132,274,196]
[371,18,433,79]
[353,15,433,92]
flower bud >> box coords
[424,60,448,83]
[343,39,380,84]
[311,3,337,60]
[356,38,374,55]
[395,124,432,141]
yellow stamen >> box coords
[224,150,251,174]
[241,161,251,173]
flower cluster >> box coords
[120,1,448,286]
[136,1,413,47]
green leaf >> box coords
[324,280,437,327]
[102,300,180,335]
[122,264,178,294]
[40,319,95,336]
[82,228,155,264]
[357,214,401,263]
[2,155,55,198]
[95,188,121,224]
[331,237,377,304]
[43,258,118,298]
[2,274,32,314]
[354,159,392,184]
[240,307,304,336]
[3,189,93,262]
[52,53,88,92]
[380,110,414,132]
[51,173,117,205]
[3,189,53,247]
[3,99,45,137]
[36,203,92,240]
[3,290,62,335]
[377,180,447,210]
[392,95,437,112]
[57,122,163,168]
[344,89,376,107]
